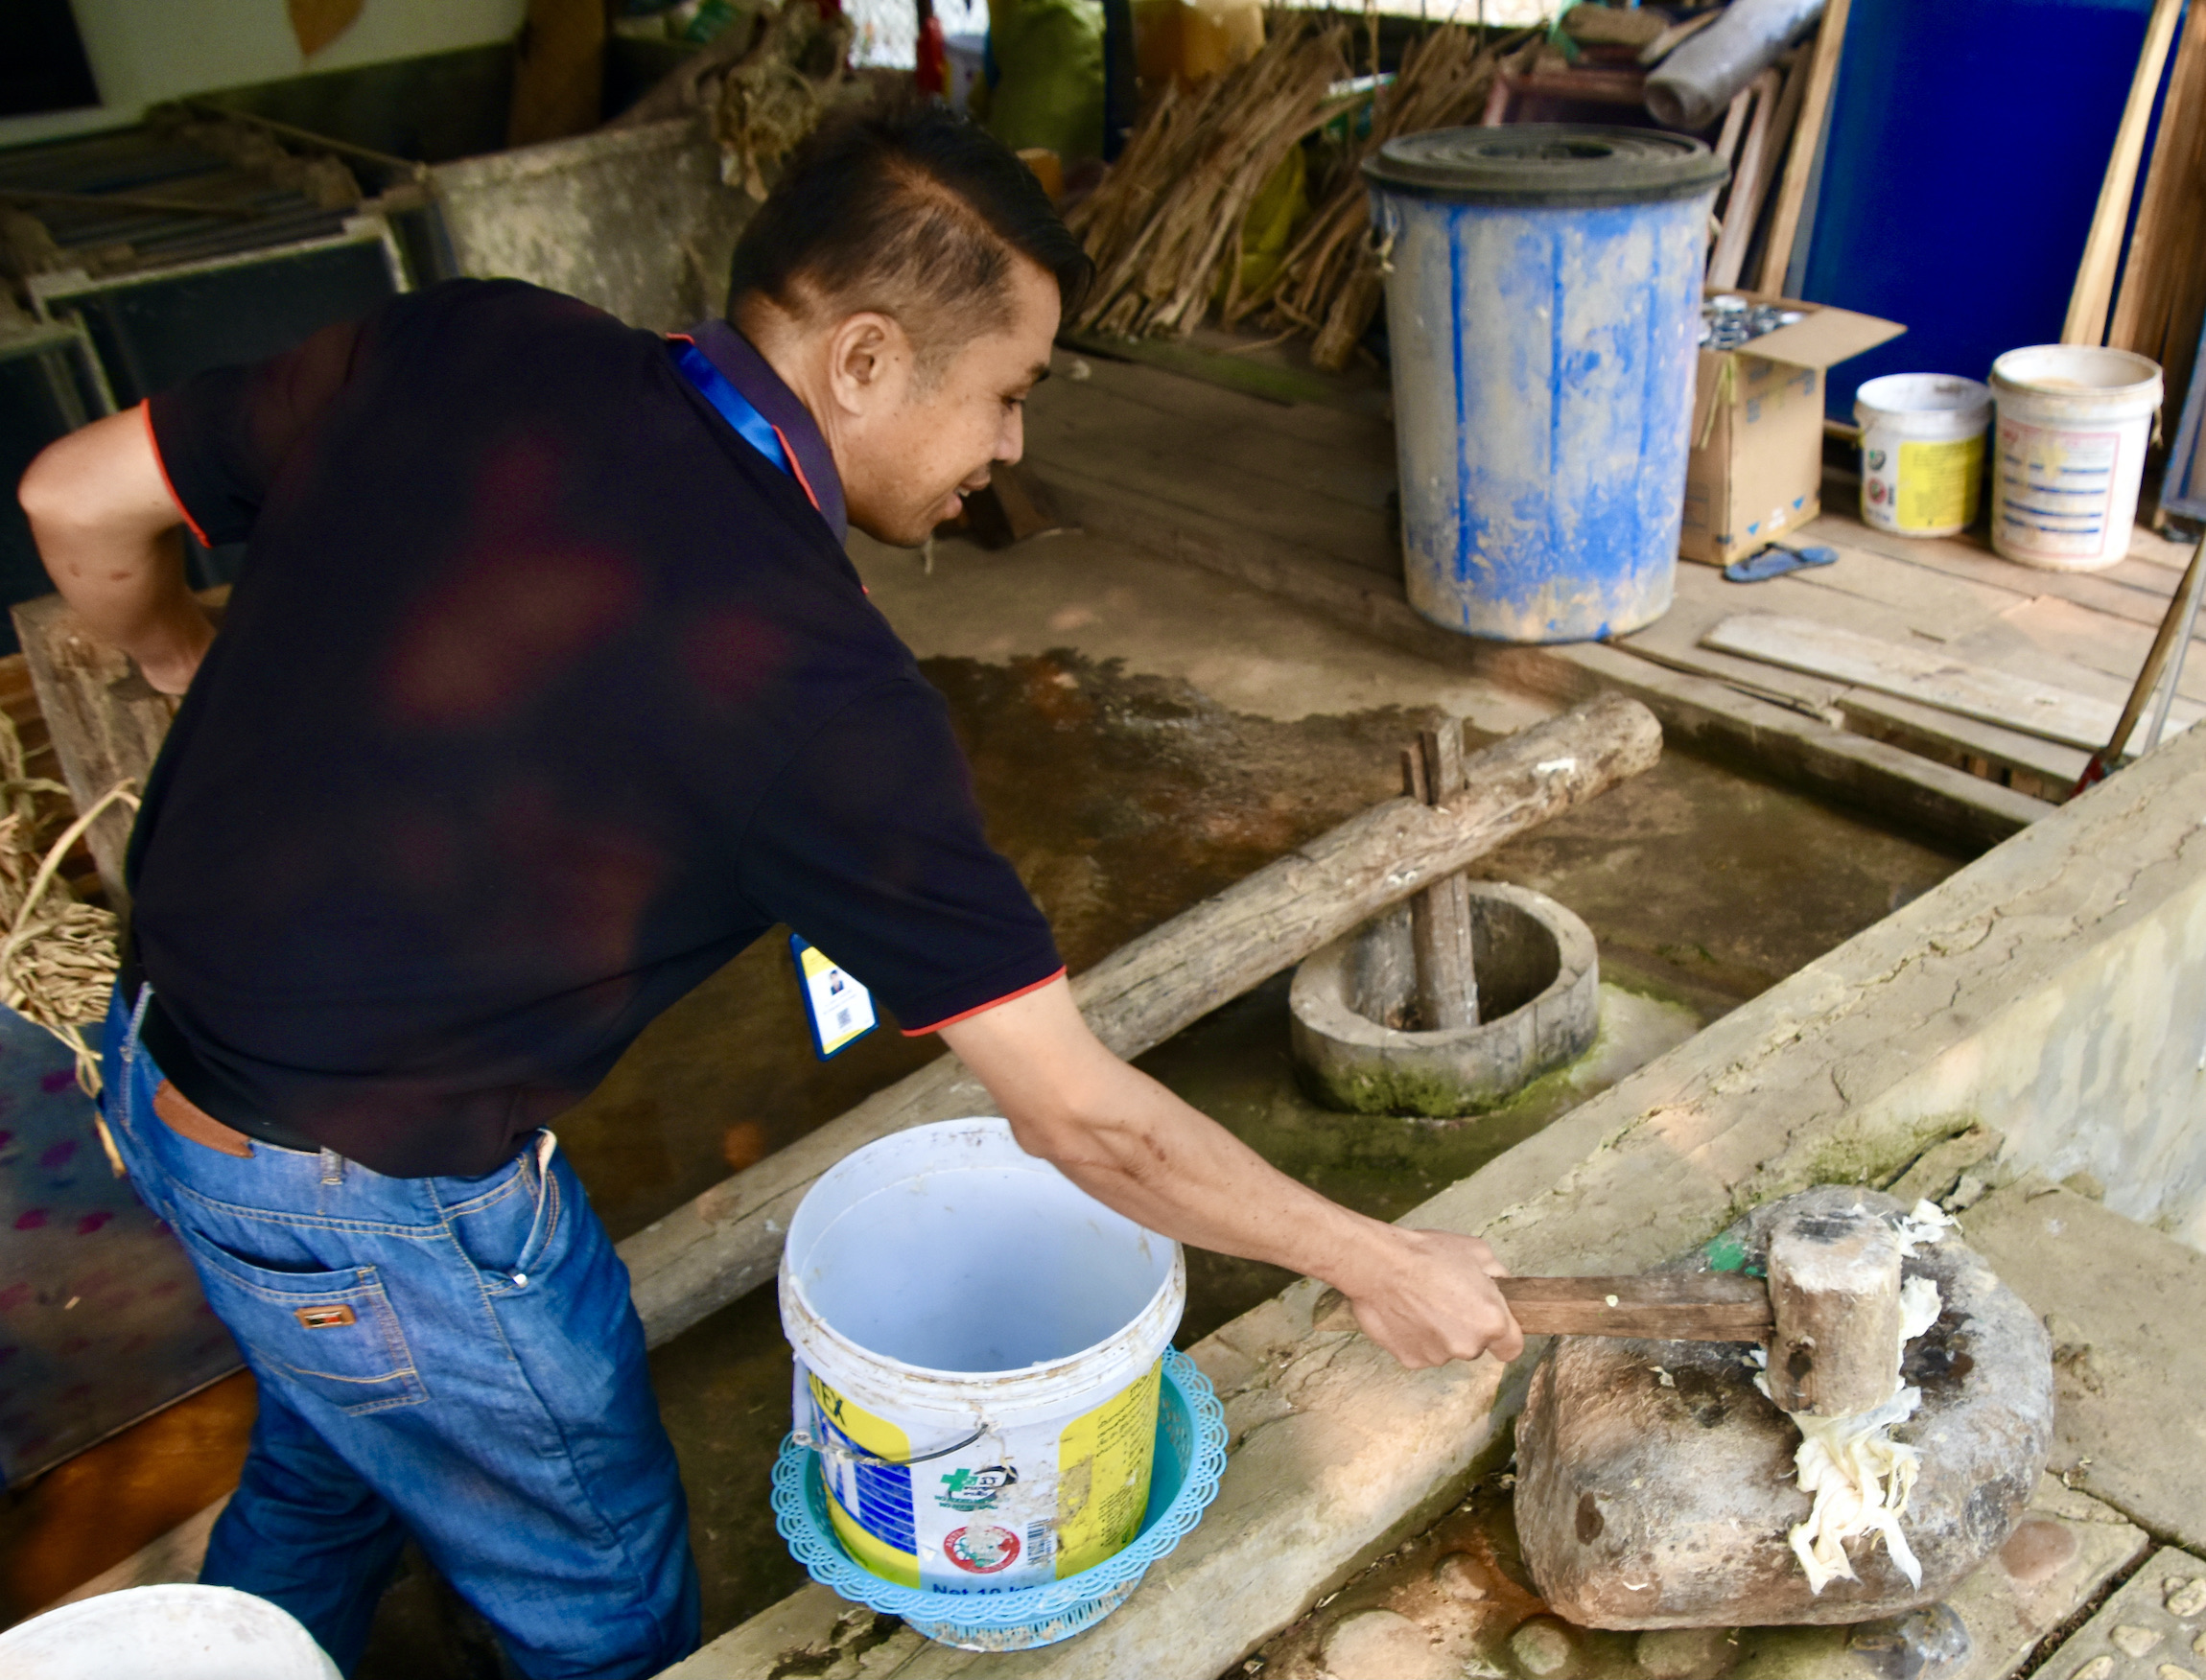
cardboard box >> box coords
[1679,291,1905,565]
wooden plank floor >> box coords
[1631,503,2202,797]
[1033,342,2195,828]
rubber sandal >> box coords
[1724,542,1840,583]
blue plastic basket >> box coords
[770,1345,1228,1651]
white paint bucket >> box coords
[1855,373,1992,537]
[0,1585,341,1678]
[780,1117,1184,1595]
[1989,345,2163,571]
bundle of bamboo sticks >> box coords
[1230,25,1503,368]
[2108,0,2206,441]
[1068,23,1353,340]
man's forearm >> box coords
[940,978,1523,1368]
[1001,1052,1409,1295]
[18,407,213,694]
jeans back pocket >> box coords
[173,1222,429,1415]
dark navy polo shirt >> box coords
[135,278,1061,1178]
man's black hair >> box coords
[727,98,1091,368]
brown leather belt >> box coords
[153,1078,282,1157]
[123,963,320,1153]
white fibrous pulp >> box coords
[1775,1386,1927,1593]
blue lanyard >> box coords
[671,340,795,479]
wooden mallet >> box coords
[1483,1203,1908,1417]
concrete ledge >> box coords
[678,706,2206,1677]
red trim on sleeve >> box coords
[900,967,1067,1036]
[141,401,214,549]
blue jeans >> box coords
[100,988,699,1678]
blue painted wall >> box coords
[1803,0,2159,414]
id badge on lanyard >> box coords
[789,935,877,1059]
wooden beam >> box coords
[622,695,1664,1345]
[2066,0,2186,346]
[1755,0,1850,295]
[9,591,227,908]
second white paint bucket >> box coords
[1855,374,1992,537]
[780,1117,1184,1595]
[0,1586,341,1679]
[1989,345,2162,571]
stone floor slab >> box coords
[1245,1473,2140,1680]
[2030,1546,2206,1680]
[1960,1178,2206,1552]
[1727,1478,2147,1679]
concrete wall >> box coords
[431,118,755,332]
[4,0,526,149]
[1834,784,2206,1243]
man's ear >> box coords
[825,311,912,418]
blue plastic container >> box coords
[772,1345,1227,1652]
[1365,127,1726,642]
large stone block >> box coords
[1515,1188,2053,1628]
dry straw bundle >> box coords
[1231,25,1503,367]
[714,0,859,198]
[1068,23,1356,340]
[0,713,131,1096]
[1069,21,1509,366]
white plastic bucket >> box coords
[780,1117,1184,1596]
[1855,373,1992,537]
[0,1585,341,1679]
[1989,345,2163,571]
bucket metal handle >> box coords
[791,1362,989,1469]
[795,1422,989,1470]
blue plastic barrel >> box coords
[1365,127,1726,642]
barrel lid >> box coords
[1363,124,1728,207]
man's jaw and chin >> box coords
[858,482,986,549]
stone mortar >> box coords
[1288,883,1599,1116]
[1514,1185,2053,1628]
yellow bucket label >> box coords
[1052,1360,1162,1577]
[809,1372,922,1588]
[1895,433,1983,532]
[803,1359,1164,1591]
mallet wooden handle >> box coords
[1497,1273,1773,1342]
